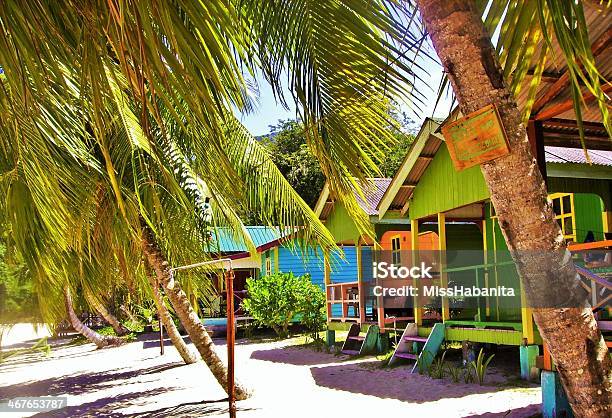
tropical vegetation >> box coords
[242,272,326,338]
[0,0,609,415]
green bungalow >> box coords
[312,166,441,354]
[376,113,611,378]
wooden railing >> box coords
[326,281,360,322]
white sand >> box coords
[0,332,542,417]
[1,324,51,349]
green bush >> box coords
[298,278,326,341]
[242,272,326,338]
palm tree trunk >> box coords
[141,227,250,400]
[146,269,198,365]
[86,293,130,336]
[416,2,611,416]
[63,285,123,348]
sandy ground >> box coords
[0,329,542,418]
[1,324,52,349]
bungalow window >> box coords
[391,235,401,265]
[549,193,576,243]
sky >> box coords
[239,53,455,137]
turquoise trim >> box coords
[542,371,574,418]
[520,345,540,381]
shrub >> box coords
[242,272,326,338]
[298,279,326,341]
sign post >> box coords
[441,104,510,171]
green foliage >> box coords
[0,243,38,324]
[463,366,476,384]
[242,272,325,338]
[259,120,328,210]
[470,348,495,385]
[134,303,155,325]
[377,341,398,367]
[298,279,326,341]
[429,350,447,379]
[446,363,463,383]
[0,334,51,364]
[415,350,432,375]
[378,131,416,177]
[259,119,416,214]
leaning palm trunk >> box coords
[416,2,611,416]
[146,269,198,365]
[141,228,250,400]
[86,293,130,336]
[63,285,124,348]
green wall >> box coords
[409,144,490,220]
[574,193,604,242]
[324,202,360,243]
[548,176,611,211]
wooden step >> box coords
[394,352,418,361]
[341,349,361,356]
[597,321,612,332]
[404,336,428,343]
[348,335,365,341]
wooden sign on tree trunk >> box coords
[442,104,510,171]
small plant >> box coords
[134,303,155,330]
[429,350,447,379]
[376,342,397,367]
[415,350,432,375]
[463,366,475,383]
[470,348,495,385]
[446,363,463,383]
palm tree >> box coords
[0,0,416,401]
[1,1,608,414]
[63,285,124,348]
[414,1,610,416]
[85,292,130,337]
[146,267,198,365]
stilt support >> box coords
[541,370,573,418]
[326,329,336,349]
[520,344,540,381]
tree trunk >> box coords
[86,293,130,336]
[416,2,611,417]
[141,227,251,400]
[146,268,199,365]
[63,285,124,348]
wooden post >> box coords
[356,241,367,325]
[411,219,423,326]
[158,315,164,355]
[521,289,536,344]
[602,211,612,234]
[225,270,236,418]
[324,255,332,322]
[273,247,279,273]
[482,219,490,318]
[438,213,450,321]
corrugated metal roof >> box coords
[354,178,392,215]
[210,226,287,253]
[545,146,612,166]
